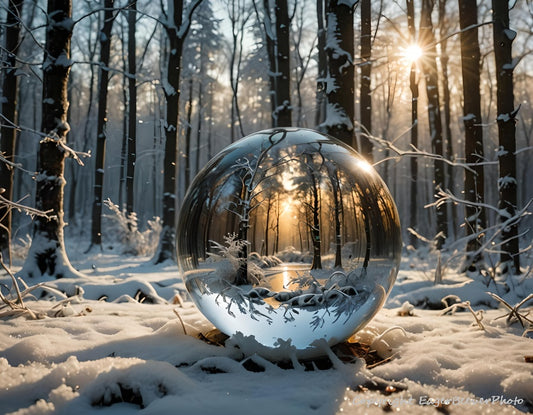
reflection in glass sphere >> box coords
[177,128,401,356]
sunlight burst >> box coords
[402,44,423,63]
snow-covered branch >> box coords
[0,115,90,166]
[364,125,477,174]
[0,191,54,220]
[0,150,22,172]
[440,198,532,268]
[426,189,503,215]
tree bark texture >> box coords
[458,0,486,270]
[325,0,355,149]
[438,0,457,240]
[185,77,194,189]
[154,0,203,264]
[0,0,24,263]
[21,0,80,278]
[273,0,292,127]
[315,0,327,127]
[492,0,520,273]
[406,0,419,248]
[359,0,373,160]
[420,0,447,249]
[90,0,115,248]
[126,1,137,218]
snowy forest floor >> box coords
[1,241,532,415]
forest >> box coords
[0,0,531,276]
[1,1,533,414]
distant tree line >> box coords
[0,0,531,278]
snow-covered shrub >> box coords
[10,234,32,261]
[248,251,282,268]
[207,233,264,284]
[275,246,313,263]
[103,199,161,256]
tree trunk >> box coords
[359,0,373,160]
[125,1,137,219]
[324,0,355,148]
[154,0,203,264]
[438,0,456,240]
[19,0,81,279]
[264,195,272,256]
[229,0,249,141]
[185,77,194,189]
[458,0,486,271]
[90,0,115,249]
[406,0,419,248]
[305,155,322,270]
[118,19,128,209]
[273,0,291,127]
[195,47,203,174]
[0,0,24,264]
[492,0,520,274]
[315,0,327,127]
[331,168,342,268]
[420,0,447,249]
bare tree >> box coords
[0,0,24,264]
[292,4,316,127]
[253,0,292,127]
[228,0,252,141]
[273,0,292,127]
[359,0,373,160]
[324,0,356,148]
[315,0,327,127]
[458,0,486,271]
[299,151,322,269]
[438,0,456,239]
[184,77,194,189]
[125,1,137,220]
[406,0,419,248]
[118,16,128,209]
[230,131,287,283]
[153,0,203,264]
[89,0,116,250]
[492,0,520,274]
[420,0,447,249]
[19,0,82,279]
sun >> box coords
[402,44,423,63]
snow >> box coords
[1,242,532,414]
[498,175,518,189]
[55,52,73,69]
[161,77,177,97]
[503,58,521,71]
[321,102,354,130]
[325,13,352,67]
[504,29,517,41]
[497,113,511,122]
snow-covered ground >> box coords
[1,243,532,414]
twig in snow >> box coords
[0,254,41,319]
[173,308,188,335]
[488,292,533,329]
[366,352,399,369]
[441,295,486,331]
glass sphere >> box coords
[177,128,401,356]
